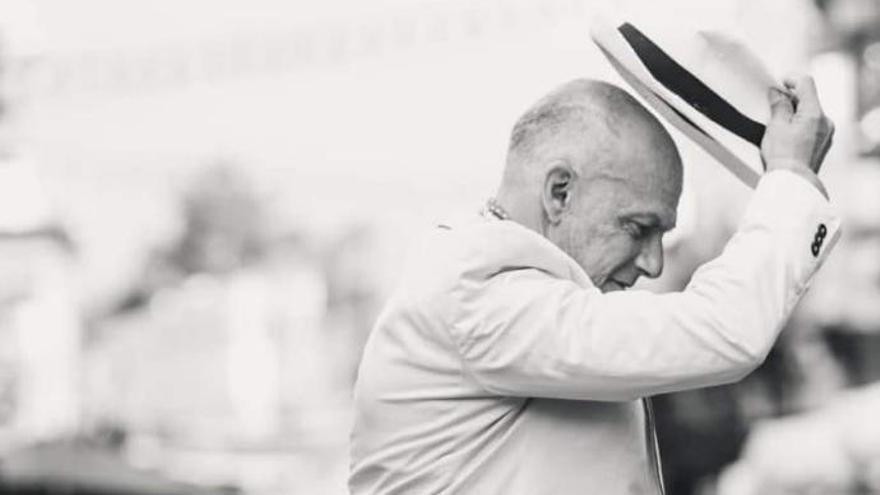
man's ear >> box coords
[542,162,577,226]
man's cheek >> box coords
[610,239,641,274]
[606,233,636,258]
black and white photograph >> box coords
[0,0,878,494]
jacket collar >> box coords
[455,214,595,290]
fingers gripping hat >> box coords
[591,17,779,188]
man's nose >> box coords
[635,236,664,279]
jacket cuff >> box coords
[764,161,829,199]
[742,169,842,294]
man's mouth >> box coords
[605,279,631,292]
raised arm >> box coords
[450,76,840,401]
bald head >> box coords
[503,79,679,186]
[496,79,683,292]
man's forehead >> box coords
[589,166,681,199]
[585,171,680,225]
[623,185,680,227]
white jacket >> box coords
[349,170,840,494]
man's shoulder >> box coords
[395,215,496,293]
[402,215,589,292]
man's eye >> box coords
[624,222,647,239]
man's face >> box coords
[547,155,681,293]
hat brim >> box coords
[592,19,770,189]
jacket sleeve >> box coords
[449,170,841,401]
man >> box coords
[349,77,838,494]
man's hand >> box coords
[762,74,835,175]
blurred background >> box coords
[0,0,878,494]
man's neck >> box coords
[494,191,547,237]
